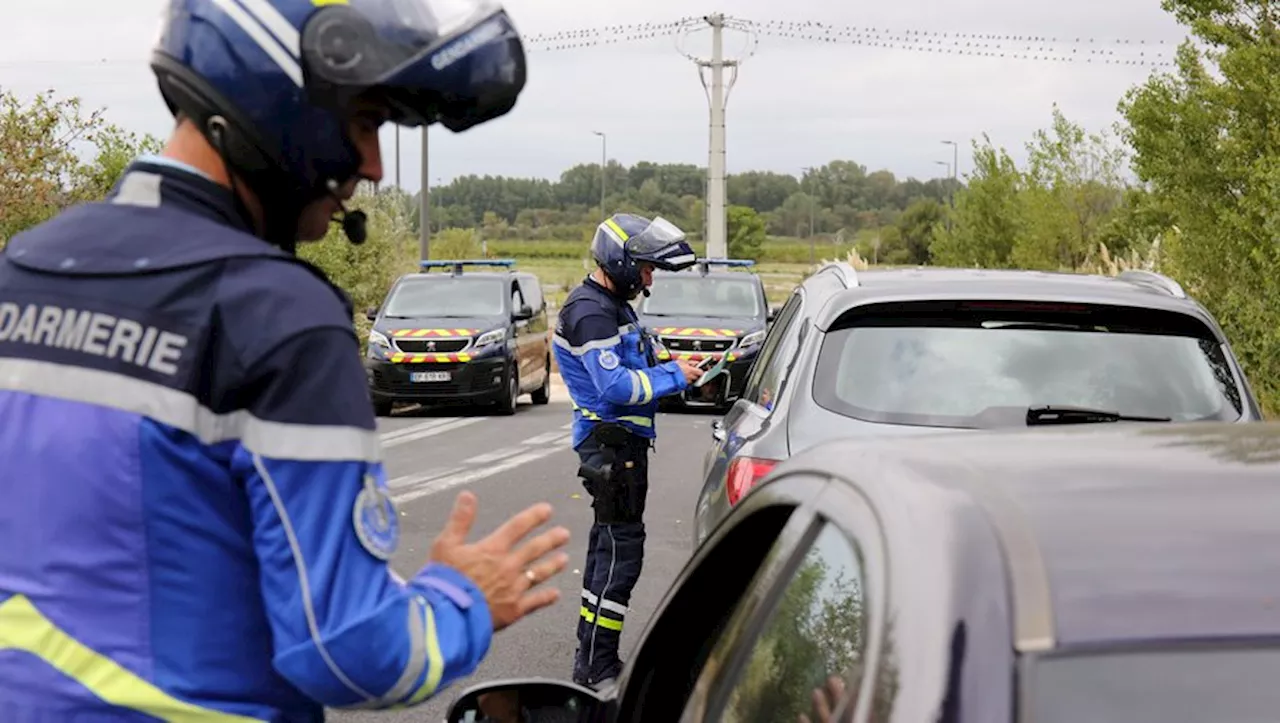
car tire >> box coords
[496,363,519,416]
[373,399,393,417]
[531,358,551,405]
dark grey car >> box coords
[445,421,1280,722]
[693,264,1264,545]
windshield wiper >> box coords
[1026,405,1172,425]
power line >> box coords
[733,18,1181,66]
[0,15,1185,68]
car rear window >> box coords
[812,300,1243,428]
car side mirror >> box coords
[513,304,534,321]
[446,678,608,723]
[767,307,778,323]
[365,307,378,322]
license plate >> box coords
[410,371,450,383]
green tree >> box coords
[929,136,1027,268]
[1117,0,1280,416]
[1014,105,1129,270]
[298,184,418,336]
[726,205,767,260]
[0,89,161,244]
[891,198,946,265]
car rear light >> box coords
[726,456,780,506]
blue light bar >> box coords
[694,258,755,275]
[419,259,516,275]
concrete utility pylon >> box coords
[676,14,757,258]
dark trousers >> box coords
[572,429,650,685]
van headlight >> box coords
[475,328,507,347]
[368,330,391,351]
[738,330,766,347]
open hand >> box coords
[428,491,571,632]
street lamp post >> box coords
[592,131,607,220]
[801,165,816,264]
[940,140,958,232]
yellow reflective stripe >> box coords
[401,604,445,706]
[579,606,624,632]
[604,219,630,240]
[636,371,653,404]
[0,595,265,723]
[571,405,652,428]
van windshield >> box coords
[642,276,761,318]
[383,277,505,317]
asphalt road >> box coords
[327,378,717,723]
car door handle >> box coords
[711,419,726,442]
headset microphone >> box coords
[327,179,368,245]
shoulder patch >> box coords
[353,476,399,561]
[598,349,620,370]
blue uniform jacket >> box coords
[552,278,688,449]
[0,159,491,722]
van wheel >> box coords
[496,364,519,416]
[531,359,551,405]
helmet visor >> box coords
[301,0,525,128]
[623,217,687,256]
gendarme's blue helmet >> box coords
[590,213,697,299]
[150,0,526,249]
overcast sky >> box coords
[6,0,1189,192]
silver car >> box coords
[693,264,1264,546]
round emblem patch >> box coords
[598,349,620,370]
[353,481,399,561]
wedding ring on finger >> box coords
[524,568,537,584]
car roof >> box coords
[797,421,1280,650]
[804,266,1208,329]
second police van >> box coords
[636,258,775,410]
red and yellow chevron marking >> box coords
[653,327,743,337]
[389,352,473,363]
[389,328,479,338]
[656,350,739,363]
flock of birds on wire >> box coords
[11,15,1186,70]
[522,16,1182,68]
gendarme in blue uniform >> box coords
[0,160,491,721]
[554,277,688,449]
[551,212,697,688]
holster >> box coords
[577,423,643,524]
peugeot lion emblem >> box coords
[693,340,703,351]
[426,340,436,351]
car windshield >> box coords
[382,277,505,317]
[641,276,761,318]
[1032,647,1280,722]
[812,301,1243,428]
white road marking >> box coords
[522,430,567,446]
[387,465,466,490]
[380,417,484,448]
[392,433,574,504]
[379,417,455,441]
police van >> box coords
[636,258,775,410]
[363,259,551,416]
